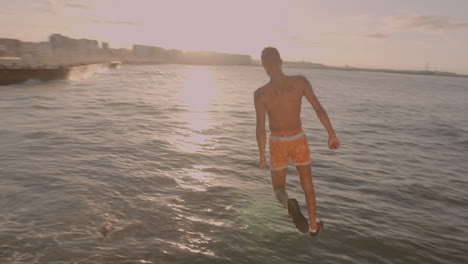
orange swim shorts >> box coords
[269,128,311,171]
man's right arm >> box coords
[300,76,340,150]
[254,88,267,168]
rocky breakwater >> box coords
[0,61,120,86]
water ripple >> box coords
[1,65,467,263]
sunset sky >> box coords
[1,0,468,74]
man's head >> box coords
[261,47,282,76]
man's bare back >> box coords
[255,75,307,132]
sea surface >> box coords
[0,65,467,264]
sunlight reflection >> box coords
[171,133,211,154]
[179,66,216,112]
[170,241,215,257]
[183,112,211,132]
[171,66,218,153]
[172,168,213,192]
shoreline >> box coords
[1,60,466,86]
[121,60,468,78]
[282,65,468,79]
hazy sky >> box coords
[1,0,468,74]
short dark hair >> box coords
[261,47,281,65]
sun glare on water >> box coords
[171,66,219,153]
[180,66,216,114]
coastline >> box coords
[1,59,466,87]
[120,60,468,78]
[2,33,466,81]
[256,61,468,79]
[283,64,468,78]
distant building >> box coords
[133,44,167,60]
[133,44,150,57]
[110,48,132,59]
[49,34,99,55]
[166,49,184,62]
[183,51,251,65]
[219,53,251,65]
[0,38,22,56]
[49,34,72,50]
[21,41,53,57]
[101,42,111,55]
[1,33,254,66]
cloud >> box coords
[34,1,94,13]
[288,35,320,45]
[362,33,388,39]
[33,0,57,14]
[65,3,93,10]
[321,32,346,37]
[92,19,141,26]
[388,15,468,31]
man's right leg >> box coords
[271,168,289,208]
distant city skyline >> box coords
[1,0,468,74]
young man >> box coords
[254,47,340,235]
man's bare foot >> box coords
[309,220,324,236]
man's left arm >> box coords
[254,90,267,169]
[301,77,340,150]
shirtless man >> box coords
[254,47,340,235]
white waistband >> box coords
[270,131,305,141]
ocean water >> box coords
[0,65,467,264]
